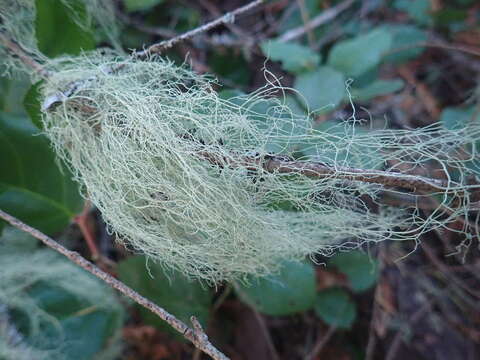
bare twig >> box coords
[385,301,432,360]
[134,0,264,58]
[197,151,452,193]
[0,30,50,79]
[386,40,480,58]
[252,309,280,360]
[304,326,336,360]
[296,0,315,47]
[74,200,100,260]
[278,0,355,43]
[365,244,386,360]
[0,209,229,360]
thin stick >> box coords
[278,0,354,43]
[134,0,264,58]
[74,200,100,260]
[0,209,229,360]
[197,151,453,194]
[296,0,315,47]
[304,326,336,360]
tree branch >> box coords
[197,151,452,193]
[0,209,229,360]
[133,0,264,58]
[278,0,355,43]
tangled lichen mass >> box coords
[39,52,480,282]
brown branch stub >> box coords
[0,209,229,360]
[133,0,264,58]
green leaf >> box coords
[24,281,123,360]
[117,256,212,334]
[314,288,356,328]
[440,106,479,130]
[35,0,95,57]
[351,79,405,102]
[124,0,164,12]
[236,260,316,316]
[383,25,428,64]
[23,81,43,129]
[261,40,321,74]
[294,66,345,111]
[330,251,378,292]
[327,28,393,77]
[0,113,82,234]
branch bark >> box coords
[278,0,355,43]
[134,0,264,58]
[0,209,229,360]
[197,151,451,193]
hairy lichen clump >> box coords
[40,52,480,282]
[0,227,124,360]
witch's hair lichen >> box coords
[0,227,124,360]
[38,51,480,283]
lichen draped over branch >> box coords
[40,52,480,282]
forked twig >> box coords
[134,0,264,58]
[0,209,229,360]
[278,0,355,42]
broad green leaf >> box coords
[383,25,428,64]
[261,40,321,74]
[440,106,479,130]
[236,260,316,316]
[330,251,378,292]
[35,0,95,57]
[117,256,212,334]
[294,66,345,111]
[351,79,405,102]
[314,288,356,328]
[0,113,82,234]
[124,0,164,12]
[327,28,393,77]
[23,81,43,129]
[23,281,123,360]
